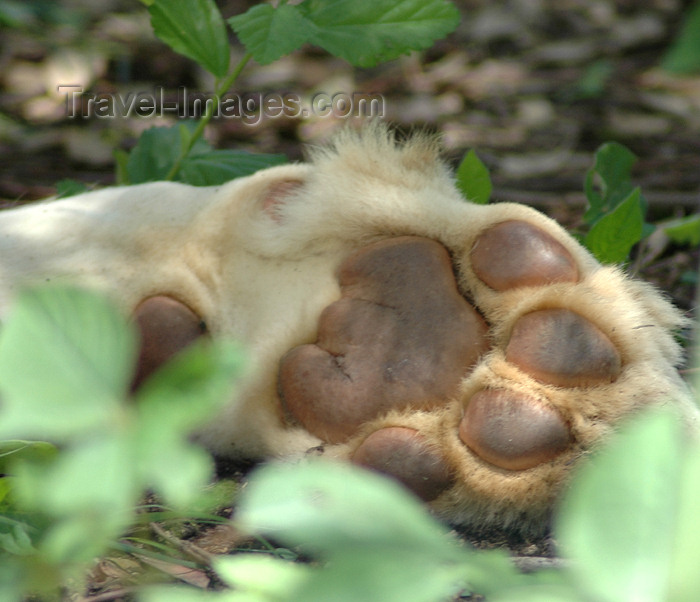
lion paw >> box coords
[276,219,693,535]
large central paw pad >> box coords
[279,237,489,443]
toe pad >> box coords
[506,308,621,387]
[131,296,206,390]
[471,220,579,290]
[352,427,453,501]
[459,389,571,471]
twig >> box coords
[150,522,214,566]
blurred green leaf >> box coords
[475,584,582,602]
[134,340,245,506]
[148,0,230,78]
[14,436,135,519]
[55,179,88,199]
[667,441,700,600]
[0,441,57,474]
[0,514,36,553]
[236,460,523,602]
[661,0,700,74]
[664,214,700,246]
[0,0,37,28]
[238,460,457,554]
[456,149,492,204]
[177,150,288,186]
[215,554,312,599]
[0,286,136,441]
[557,409,688,602]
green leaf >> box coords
[177,150,288,186]
[55,179,88,199]
[667,442,700,600]
[0,286,136,441]
[584,187,644,263]
[128,126,287,186]
[126,123,209,184]
[228,4,313,66]
[661,0,700,74]
[489,585,583,602]
[302,0,461,68]
[139,588,220,602]
[237,460,523,602]
[0,522,35,556]
[214,554,312,599]
[19,436,136,518]
[238,460,456,553]
[135,341,246,506]
[0,441,57,474]
[0,562,24,602]
[113,148,131,185]
[455,150,491,204]
[584,142,638,224]
[557,409,687,602]
[230,0,460,68]
[664,214,700,246]
[148,0,230,78]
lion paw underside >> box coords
[130,218,692,536]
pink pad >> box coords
[505,308,621,387]
[459,389,571,471]
[352,427,453,501]
[261,179,305,222]
[131,296,206,390]
[471,220,579,290]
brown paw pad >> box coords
[505,308,621,387]
[279,237,489,443]
[352,427,453,501]
[131,296,207,390]
[470,220,579,290]
[459,389,571,471]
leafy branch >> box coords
[119,0,460,187]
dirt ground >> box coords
[0,0,699,597]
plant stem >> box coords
[164,51,253,181]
